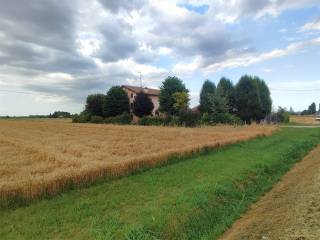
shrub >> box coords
[50,111,71,118]
[168,116,180,126]
[210,113,243,125]
[277,107,290,123]
[138,116,166,126]
[72,111,91,123]
[104,113,132,125]
[177,110,201,127]
[90,116,104,124]
[200,112,211,125]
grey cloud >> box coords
[211,0,320,20]
[147,8,250,65]
[95,1,251,66]
[24,76,110,101]
[98,0,145,13]
[23,68,141,102]
[0,0,97,75]
[0,0,77,52]
[0,40,96,74]
[97,17,139,62]
[237,0,270,16]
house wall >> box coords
[149,95,159,115]
[122,87,159,118]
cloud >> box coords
[97,16,139,62]
[208,0,320,23]
[0,0,77,52]
[269,80,320,92]
[98,0,145,13]
[200,37,320,74]
[300,19,320,32]
[1,0,320,114]
[0,0,98,76]
[263,68,273,73]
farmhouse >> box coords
[122,85,160,118]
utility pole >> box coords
[138,71,142,88]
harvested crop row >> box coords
[0,119,277,203]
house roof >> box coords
[122,85,160,96]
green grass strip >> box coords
[1,128,319,240]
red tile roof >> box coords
[122,85,160,96]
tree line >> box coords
[74,75,272,126]
[300,102,319,115]
[197,75,272,124]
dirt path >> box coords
[220,145,320,240]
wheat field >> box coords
[0,119,277,202]
[290,115,320,125]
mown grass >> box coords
[1,128,319,240]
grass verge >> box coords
[1,128,319,239]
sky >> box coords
[0,0,320,116]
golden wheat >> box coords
[290,115,320,125]
[0,119,277,201]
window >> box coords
[130,103,133,109]
[131,93,133,98]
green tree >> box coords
[159,76,188,115]
[103,86,129,117]
[254,77,272,119]
[308,102,316,114]
[289,107,294,115]
[235,75,261,123]
[209,92,228,115]
[173,91,190,112]
[216,77,235,113]
[133,91,154,117]
[199,80,216,114]
[277,107,290,123]
[85,94,105,117]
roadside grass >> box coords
[1,128,319,240]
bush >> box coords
[277,108,290,123]
[210,113,243,125]
[168,116,180,126]
[200,112,243,125]
[177,110,201,127]
[138,115,182,126]
[200,112,211,125]
[90,116,104,124]
[72,111,91,123]
[50,111,71,118]
[104,113,132,125]
[138,116,167,126]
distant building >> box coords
[122,85,160,119]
